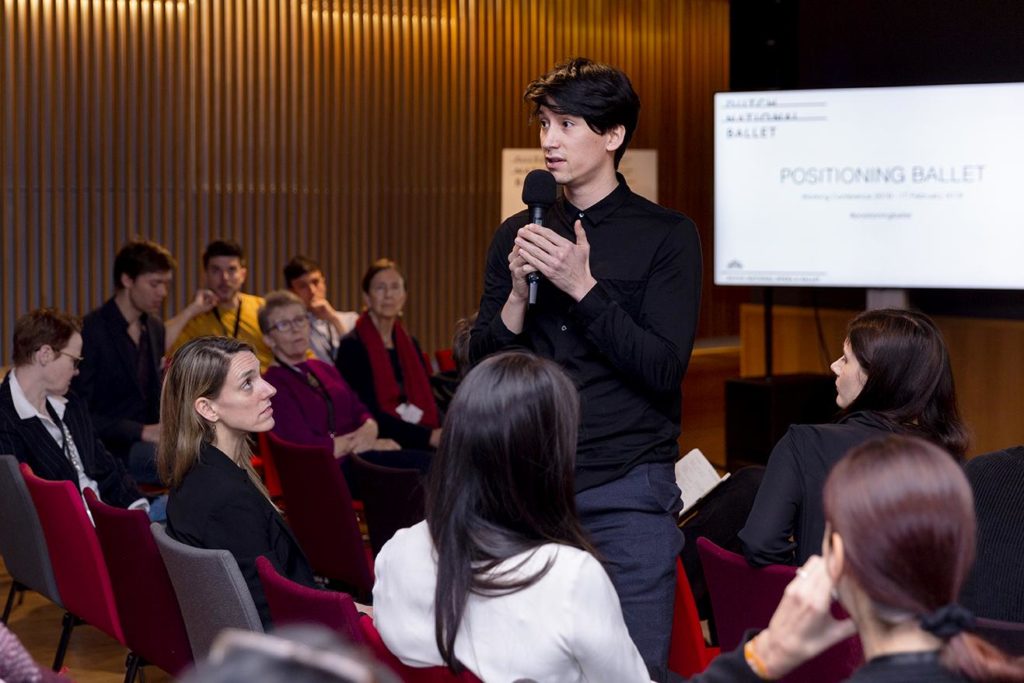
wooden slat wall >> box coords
[1,0,733,360]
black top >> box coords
[166,442,316,628]
[739,411,896,566]
[960,445,1024,622]
[335,332,433,450]
[72,298,165,460]
[469,177,702,492]
[0,374,142,508]
[845,651,964,682]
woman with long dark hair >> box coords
[821,435,1024,682]
[740,308,968,566]
[373,351,855,682]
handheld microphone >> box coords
[521,169,557,305]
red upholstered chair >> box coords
[19,464,125,672]
[359,615,482,683]
[252,431,283,500]
[265,432,374,599]
[347,453,426,557]
[434,348,457,374]
[697,537,863,683]
[256,556,365,646]
[668,558,719,676]
[85,489,193,677]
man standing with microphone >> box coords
[470,58,702,682]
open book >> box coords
[675,448,730,518]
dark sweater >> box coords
[960,446,1024,622]
[845,651,964,682]
[739,411,896,566]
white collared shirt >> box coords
[9,370,101,499]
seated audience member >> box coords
[0,309,153,515]
[159,336,316,629]
[820,435,1024,682]
[336,259,441,450]
[73,239,175,484]
[959,445,1024,623]
[167,239,273,370]
[739,309,968,566]
[181,625,400,683]
[258,291,429,492]
[373,351,855,682]
[283,256,359,364]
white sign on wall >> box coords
[500,148,658,222]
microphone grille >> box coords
[522,169,557,206]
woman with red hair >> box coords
[821,435,1024,682]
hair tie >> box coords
[919,603,975,639]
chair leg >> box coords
[52,611,80,672]
[124,652,143,683]
[1,581,23,623]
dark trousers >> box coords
[576,461,684,683]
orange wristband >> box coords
[744,638,777,680]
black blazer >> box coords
[165,443,316,628]
[72,298,165,458]
[335,332,433,450]
[0,373,142,509]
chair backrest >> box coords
[253,430,283,499]
[19,463,125,645]
[972,617,1024,657]
[697,537,862,683]
[85,490,193,674]
[0,456,62,608]
[255,556,364,645]
[265,432,374,595]
[669,558,719,677]
[358,615,482,683]
[434,349,457,374]
[150,522,263,660]
[348,454,425,557]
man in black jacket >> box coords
[72,240,175,484]
[469,58,702,681]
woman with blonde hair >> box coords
[159,336,315,628]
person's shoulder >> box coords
[622,191,696,228]
[378,520,432,565]
[241,292,265,305]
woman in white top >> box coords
[373,351,855,683]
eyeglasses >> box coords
[59,351,85,369]
[270,315,310,333]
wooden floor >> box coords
[0,559,173,683]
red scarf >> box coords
[356,313,439,429]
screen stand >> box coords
[866,289,909,311]
[763,287,774,379]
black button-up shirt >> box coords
[470,178,702,492]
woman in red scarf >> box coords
[336,259,442,450]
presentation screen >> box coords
[714,82,1024,288]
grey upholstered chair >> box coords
[0,454,63,622]
[150,523,263,661]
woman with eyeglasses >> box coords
[259,291,429,492]
[0,308,151,514]
[335,259,442,451]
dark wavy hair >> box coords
[426,351,595,672]
[842,308,968,458]
[825,436,1024,681]
[523,57,640,168]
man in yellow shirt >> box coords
[166,239,273,370]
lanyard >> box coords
[212,298,243,339]
[276,358,336,435]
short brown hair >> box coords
[257,290,306,334]
[114,240,177,289]
[12,309,82,367]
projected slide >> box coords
[714,82,1024,288]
